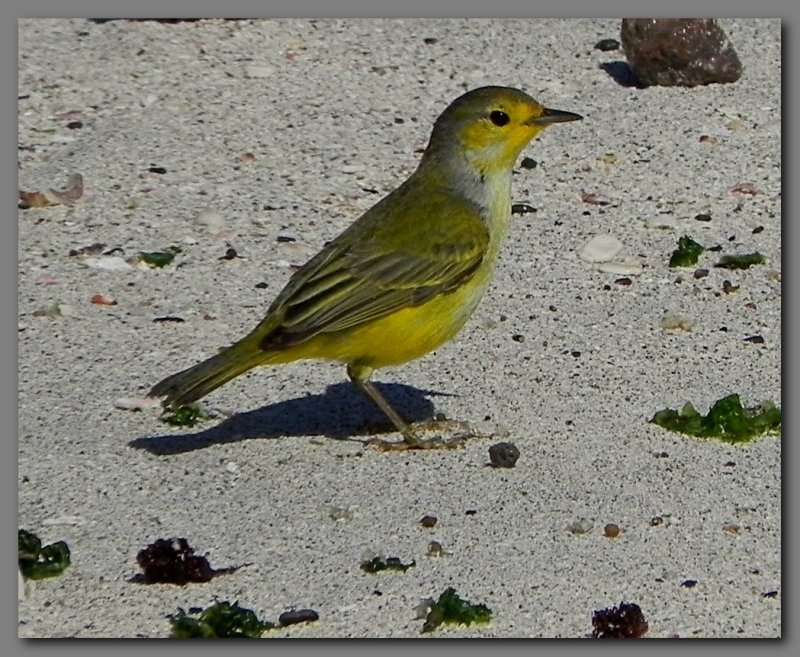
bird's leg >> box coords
[346,365,471,450]
[347,364,424,448]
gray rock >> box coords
[621,19,742,87]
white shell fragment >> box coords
[579,235,624,263]
[660,313,696,332]
[194,208,226,232]
[82,256,133,271]
[597,260,644,276]
[114,397,162,411]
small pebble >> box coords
[488,442,520,468]
[579,235,623,263]
[660,313,695,331]
[581,191,613,206]
[427,541,444,557]
[729,182,759,197]
[279,609,319,626]
[194,208,225,232]
[695,213,712,222]
[420,515,438,528]
[604,523,621,538]
[90,294,117,306]
[329,507,353,521]
[568,518,594,535]
[594,38,620,51]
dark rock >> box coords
[488,442,520,468]
[620,19,742,87]
[594,38,620,52]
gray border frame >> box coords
[7,0,792,653]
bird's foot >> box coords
[366,418,484,451]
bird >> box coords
[149,86,582,449]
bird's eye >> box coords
[489,110,510,127]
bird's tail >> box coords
[149,334,274,407]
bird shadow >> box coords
[129,381,453,455]
[599,61,646,88]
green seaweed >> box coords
[715,252,766,270]
[360,555,416,573]
[18,529,71,580]
[422,587,492,633]
[139,245,181,268]
[168,601,276,638]
[650,394,781,443]
[160,402,210,427]
[669,235,705,267]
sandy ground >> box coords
[18,18,781,638]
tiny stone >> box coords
[568,518,594,535]
[693,268,709,279]
[604,523,621,538]
[427,541,444,557]
[722,280,739,294]
[614,277,633,286]
[752,225,764,234]
[329,507,353,521]
[660,313,695,331]
[488,442,520,468]
[511,203,537,215]
[279,609,319,626]
[520,157,538,169]
[148,166,167,174]
[66,121,83,129]
[420,515,437,528]
[594,38,620,51]
[681,579,698,588]
[694,213,712,222]
[511,334,525,343]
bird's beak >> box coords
[530,107,583,126]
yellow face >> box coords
[458,95,547,170]
[429,86,582,173]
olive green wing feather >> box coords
[258,197,490,350]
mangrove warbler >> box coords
[149,86,581,449]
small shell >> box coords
[579,235,623,263]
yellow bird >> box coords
[149,86,581,449]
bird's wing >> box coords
[259,200,490,349]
